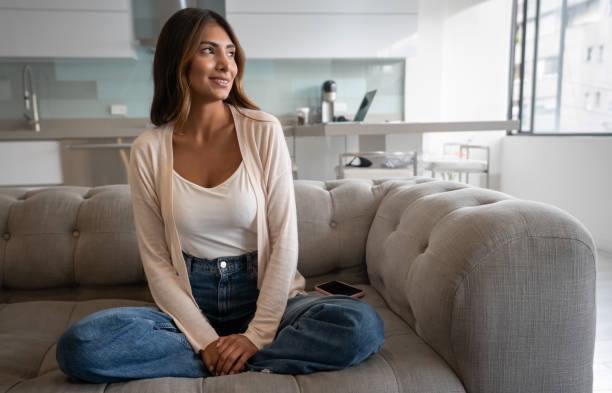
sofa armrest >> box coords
[367,181,596,393]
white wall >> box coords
[404,0,512,122]
[500,136,612,253]
[390,0,513,189]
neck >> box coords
[182,101,231,138]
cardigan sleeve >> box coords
[128,132,219,354]
[242,119,300,349]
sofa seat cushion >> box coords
[0,299,154,388]
[0,287,465,393]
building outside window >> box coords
[510,0,612,133]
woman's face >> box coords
[187,22,238,104]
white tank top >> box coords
[172,162,257,259]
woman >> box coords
[56,8,384,382]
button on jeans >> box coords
[56,251,384,382]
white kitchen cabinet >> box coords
[0,0,135,58]
[227,0,417,14]
[226,0,418,58]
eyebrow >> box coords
[199,40,236,49]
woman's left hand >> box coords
[214,334,258,376]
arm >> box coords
[243,120,299,348]
[128,135,219,355]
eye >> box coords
[227,50,235,58]
[200,47,214,54]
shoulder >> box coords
[132,124,171,152]
[231,106,285,150]
[231,106,281,128]
[130,125,172,172]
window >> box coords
[542,56,559,75]
[585,92,591,110]
[510,0,612,134]
[587,46,593,61]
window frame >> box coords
[507,0,612,136]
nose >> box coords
[216,52,230,70]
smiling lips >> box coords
[211,77,231,87]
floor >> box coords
[595,250,612,393]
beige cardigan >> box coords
[128,105,306,353]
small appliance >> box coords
[321,80,336,123]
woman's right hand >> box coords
[201,335,257,376]
[201,340,220,375]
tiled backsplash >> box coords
[244,58,404,121]
[0,47,155,120]
[0,51,404,121]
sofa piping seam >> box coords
[375,347,404,393]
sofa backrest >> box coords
[0,185,147,302]
[0,180,409,300]
[293,179,386,288]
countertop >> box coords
[0,118,150,140]
[0,118,520,141]
[286,119,520,136]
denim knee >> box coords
[354,300,385,353]
[56,307,206,382]
[56,308,139,382]
[56,323,91,381]
[306,296,384,365]
[335,298,385,360]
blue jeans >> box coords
[56,252,384,382]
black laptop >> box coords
[352,90,377,122]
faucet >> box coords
[23,65,41,132]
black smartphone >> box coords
[314,280,365,298]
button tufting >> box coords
[2,233,10,240]
[72,230,80,238]
[330,221,337,228]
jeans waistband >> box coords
[182,250,258,275]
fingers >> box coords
[216,343,243,375]
[215,335,243,375]
[213,335,257,376]
[201,340,219,375]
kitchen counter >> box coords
[282,119,520,181]
[0,118,150,140]
[286,119,519,136]
[1,118,520,140]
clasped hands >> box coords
[201,334,257,376]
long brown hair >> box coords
[150,8,259,131]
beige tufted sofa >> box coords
[0,178,596,393]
